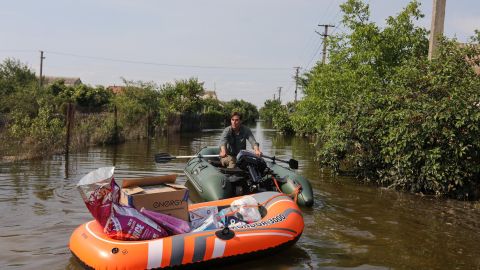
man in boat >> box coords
[219,111,262,168]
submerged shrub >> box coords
[288,0,480,198]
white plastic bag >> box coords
[230,195,261,223]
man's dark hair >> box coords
[231,111,242,120]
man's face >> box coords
[231,116,241,130]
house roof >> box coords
[107,85,126,94]
[202,90,218,100]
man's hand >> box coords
[219,146,227,158]
[254,147,262,157]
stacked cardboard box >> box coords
[119,175,189,221]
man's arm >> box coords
[219,127,230,157]
[245,128,262,157]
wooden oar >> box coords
[154,153,220,163]
[261,154,299,169]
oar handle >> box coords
[262,154,288,163]
[175,154,220,159]
[261,154,299,169]
[155,153,220,163]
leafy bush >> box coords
[201,110,225,128]
[73,84,112,109]
[8,104,64,155]
[259,99,293,133]
[374,41,480,198]
[114,79,161,129]
[223,99,259,123]
[159,78,204,115]
[73,112,122,146]
[290,0,480,198]
[0,59,38,114]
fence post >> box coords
[113,105,118,144]
[65,102,74,154]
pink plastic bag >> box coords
[77,167,169,240]
[105,204,169,240]
[140,208,191,235]
[77,167,116,227]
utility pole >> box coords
[316,24,335,64]
[293,67,300,103]
[277,87,282,103]
[39,51,45,86]
[428,0,446,60]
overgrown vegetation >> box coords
[259,99,294,134]
[261,0,480,199]
[223,99,259,124]
[0,60,258,160]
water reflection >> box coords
[0,121,479,270]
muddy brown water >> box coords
[1,121,479,270]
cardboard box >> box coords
[119,175,189,221]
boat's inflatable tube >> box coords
[69,192,304,269]
[185,147,314,207]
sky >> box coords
[1,0,478,108]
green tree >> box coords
[73,84,112,109]
[223,99,259,123]
[470,29,480,43]
[159,78,205,114]
[0,59,38,114]
[114,79,161,125]
[292,0,480,198]
[259,99,293,133]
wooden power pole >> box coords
[39,51,45,86]
[428,0,446,60]
[277,87,282,103]
[294,66,300,103]
[317,24,335,64]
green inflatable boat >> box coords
[183,147,314,207]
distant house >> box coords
[202,90,218,100]
[107,85,126,94]
[42,76,82,86]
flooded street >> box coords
[1,121,479,270]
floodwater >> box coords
[1,121,479,270]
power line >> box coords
[295,0,338,73]
[44,50,292,71]
[0,49,37,53]
[304,39,324,70]
[321,0,338,24]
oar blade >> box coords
[154,153,175,163]
[289,159,299,170]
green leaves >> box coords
[223,99,259,124]
[259,99,293,133]
[274,0,480,199]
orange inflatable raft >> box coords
[69,192,304,269]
